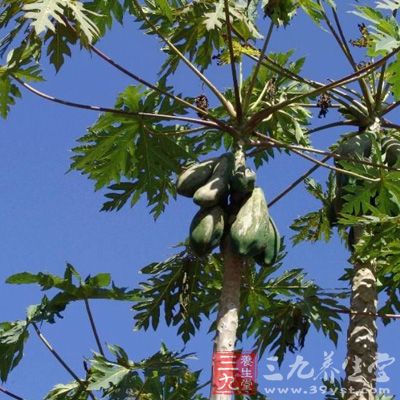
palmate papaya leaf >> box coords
[22,0,100,42]
[262,0,299,26]
[133,0,260,75]
[290,176,335,244]
[0,42,44,117]
[44,381,88,400]
[44,23,77,71]
[379,272,400,326]
[291,209,333,244]
[0,320,29,382]
[0,76,20,118]
[386,53,400,100]
[4,42,44,81]
[377,0,400,12]
[85,0,125,36]
[298,0,325,25]
[343,214,400,282]
[352,5,400,56]
[340,166,400,218]
[132,248,222,342]
[0,0,127,72]
[88,353,132,392]
[6,263,140,324]
[238,264,345,364]
[71,84,220,218]
[86,343,207,399]
[244,51,312,151]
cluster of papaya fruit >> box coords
[331,131,400,221]
[176,152,281,266]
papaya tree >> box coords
[0,0,400,399]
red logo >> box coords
[212,351,257,395]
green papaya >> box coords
[193,153,233,207]
[189,206,225,256]
[230,167,256,194]
[336,133,372,158]
[382,136,400,167]
[230,187,270,257]
[254,217,281,266]
[176,158,218,197]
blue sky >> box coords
[0,4,399,399]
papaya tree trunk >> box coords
[210,239,245,400]
[344,226,377,400]
[210,145,248,400]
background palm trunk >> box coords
[344,227,377,400]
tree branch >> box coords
[0,386,25,400]
[306,120,356,134]
[381,100,400,117]
[236,30,357,108]
[382,120,400,130]
[375,63,387,110]
[251,133,379,182]
[32,323,95,400]
[325,2,374,112]
[245,46,400,133]
[144,126,207,136]
[252,134,398,172]
[223,0,242,123]
[131,0,237,118]
[84,298,104,356]
[87,44,226,123]
[13,77,224,129]
[268,155,331,208]
[60,16,220,124]
[242,22,274,114]
[327,79,363,100]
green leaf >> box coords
[243,51,311,147]
[239,264,345,364]
[44,381,88,400]
[88,353,131,391]
[132,247,222,342]
[203,0,225,31]
[290,176,335,244]
[45,24,77,71]
[263,0,299,26]
[23,0,99,42]
[71,85,216,218]
[0,76,21,119]
[86,344,207,399]
[352,6,400,55]
[299,0,325,25]
[376,0,400,12]
[7,264,140,324]
[134,0,260,75]
[0,320,29,382]
[386,53,400,100]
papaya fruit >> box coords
[382,136,400,167]
[230,187,270,257]
[230,167,256,194]
[336,133,372,158]
[193,153,234,207]
[176,158,218,197]
[254,217,281,267]
[189,206,225,256]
